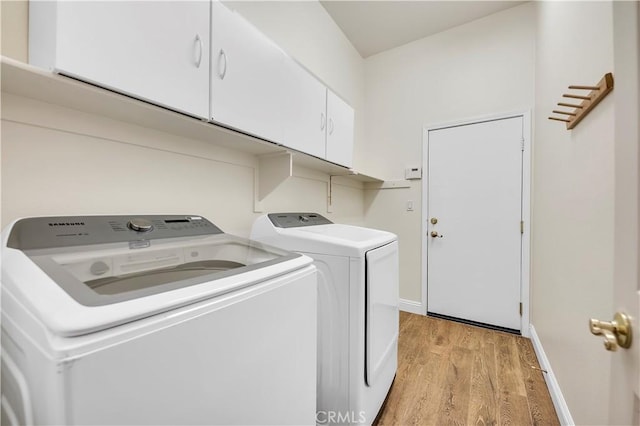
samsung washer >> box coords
[251,213,399,425]
[1,215,317,425]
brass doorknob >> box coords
[589,312,632,351]
[430,231,443,238]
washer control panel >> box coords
[268,213,333,228]
[7,215,224,250]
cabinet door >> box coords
[326,91,355,168]
[47,1,210,119]
[211,2,285,143]
[281,58,327,159]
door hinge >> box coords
[519,303,523,316]
[520,221,524,234]
[521,138,525,151]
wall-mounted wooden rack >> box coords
[548,72,614,130]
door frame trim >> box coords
[421,110,532,337]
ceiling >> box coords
[320,1,526,58]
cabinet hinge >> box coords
[520,221,524,234]
[519,303,523,316]
[521,138,525,151]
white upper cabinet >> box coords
[281,57,327,159]
[210,2,285,143]
[29,1,210,119]
[27,1,355,169]
[281,58,355,167]
[326,90,355,168]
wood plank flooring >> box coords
[375,312,559,425]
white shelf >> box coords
[346,172,386,183]
[1,56,385,183]
[364,180,412,189]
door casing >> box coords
[421,110,532,337]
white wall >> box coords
[0,1,366,234]
[533,2,615,424]
[1,94,364,234]
[362,3,535,302]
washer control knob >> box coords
[128,218,153,232]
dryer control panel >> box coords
[7,215,223,250]
[268,213,333,228]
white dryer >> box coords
[1,215,317,425]
[251,213,399,425]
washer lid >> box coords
[290,224,396,256]
[25,233,301,307]
[254,213,397,257]
[3,215,312,336]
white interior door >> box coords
[427,116,523,331]
[607,2,639,423]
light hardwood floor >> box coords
[375,312,559,425]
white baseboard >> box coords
[399,298,424,315]
[529,325,575,426]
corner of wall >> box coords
[1,0,29,62]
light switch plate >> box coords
[405,167,422,180]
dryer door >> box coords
[365,241,399,386]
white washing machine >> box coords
[251,213,399,425]
[1,215,317,425]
